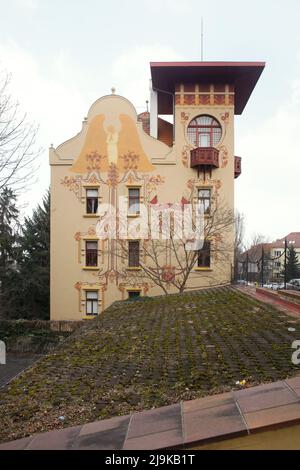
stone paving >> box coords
[2,378,300,449]
[0,354,41,388]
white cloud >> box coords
[236,76,300,242]
[0,41,87,212]
[16,0,38,9]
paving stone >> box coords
[124,427,183,450]
[127,404,181,439]
[233,381,299,413]
[26,425,82,450]
[183,402,247,444]
[75,415,130,450]
[183,392,234,413]
[244,402,300,431]
[0,436,33,450]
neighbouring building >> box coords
[270,232,300,280]
[239,232,300,283]
[50,61,265,321]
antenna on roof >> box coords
[201,17,204,61]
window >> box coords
[128,290,141,299]
[198,188,211,214]
[128,188,140,215]
[85,241,98,267]
[187,115,222,148]
[128,241,139,267]
[198,241,211,268]
[274,251,282,257]
[86,291,98,315]
[275,261,281,268]
[86,189,98,214]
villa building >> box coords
[50,61,265,321]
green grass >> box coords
[0,286,300,443]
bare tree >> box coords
[109,200,235,294]
[0,70,40,192]
[234,211,245,259]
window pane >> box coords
[86,291,98,315]
[128,291,140,299]
[198,241,211,267]
[129,241,139,267]
[128,188,140,214]
[86,189,98,197]
[87,198,98,214]
[86,300,93,314]
[86,241,97,250]
[187,115,221,147]
[86,291,98,299]
[92,300,98,314]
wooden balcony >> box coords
[190,147,219,169]
[234,156,242,178]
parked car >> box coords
[286,279,300,291]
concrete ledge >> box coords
[2,379,300,450]
[256,288,300,314]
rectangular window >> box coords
[86,291,98,315]
[128,290,140,299]
[86,241,98,267]
[198,241,211,268]
[86,189,98,214]
[128,188,140,215]
[274,251,282,257]
[128,241,139,267]
[275,261,281,268]
[198,188,211,214]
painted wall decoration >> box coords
[70,113,155,174]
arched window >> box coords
[187,115,222,148]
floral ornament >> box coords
[219,145,229,168]
[61,176,81,199]
[220,111,230,124]
[107,163,119,188]
[74,282,82,291]
[146,174,165,200]
[181,145,190,168]
[180,111,190,123]
[119,151,140,171]
[87,227,96,236]
[86,151,107,172]
[74,232,81,242]
[161,265,176,282]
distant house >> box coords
[269,232,300,280]
[239,233,300,283]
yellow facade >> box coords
[50,62,263,321]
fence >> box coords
[233,240,293,288]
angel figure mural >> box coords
[106,125,119,165]
[70,112,155,174]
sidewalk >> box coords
[2,378,300,449]
[236,286,300,318]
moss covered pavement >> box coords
[0,286,300,443]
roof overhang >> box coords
[150,61,265,115]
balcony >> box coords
[234,156,242,178]
[190,147,219,169]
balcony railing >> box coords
[234,156,242,178]
[190,147,219,169]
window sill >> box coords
[127,213,140,218]
[126,267,141,271]
[194,267,212,272]
[82,315,98,320]
[83,214,99,218]
[83,266,99,271]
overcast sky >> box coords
[0,0,299,244]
